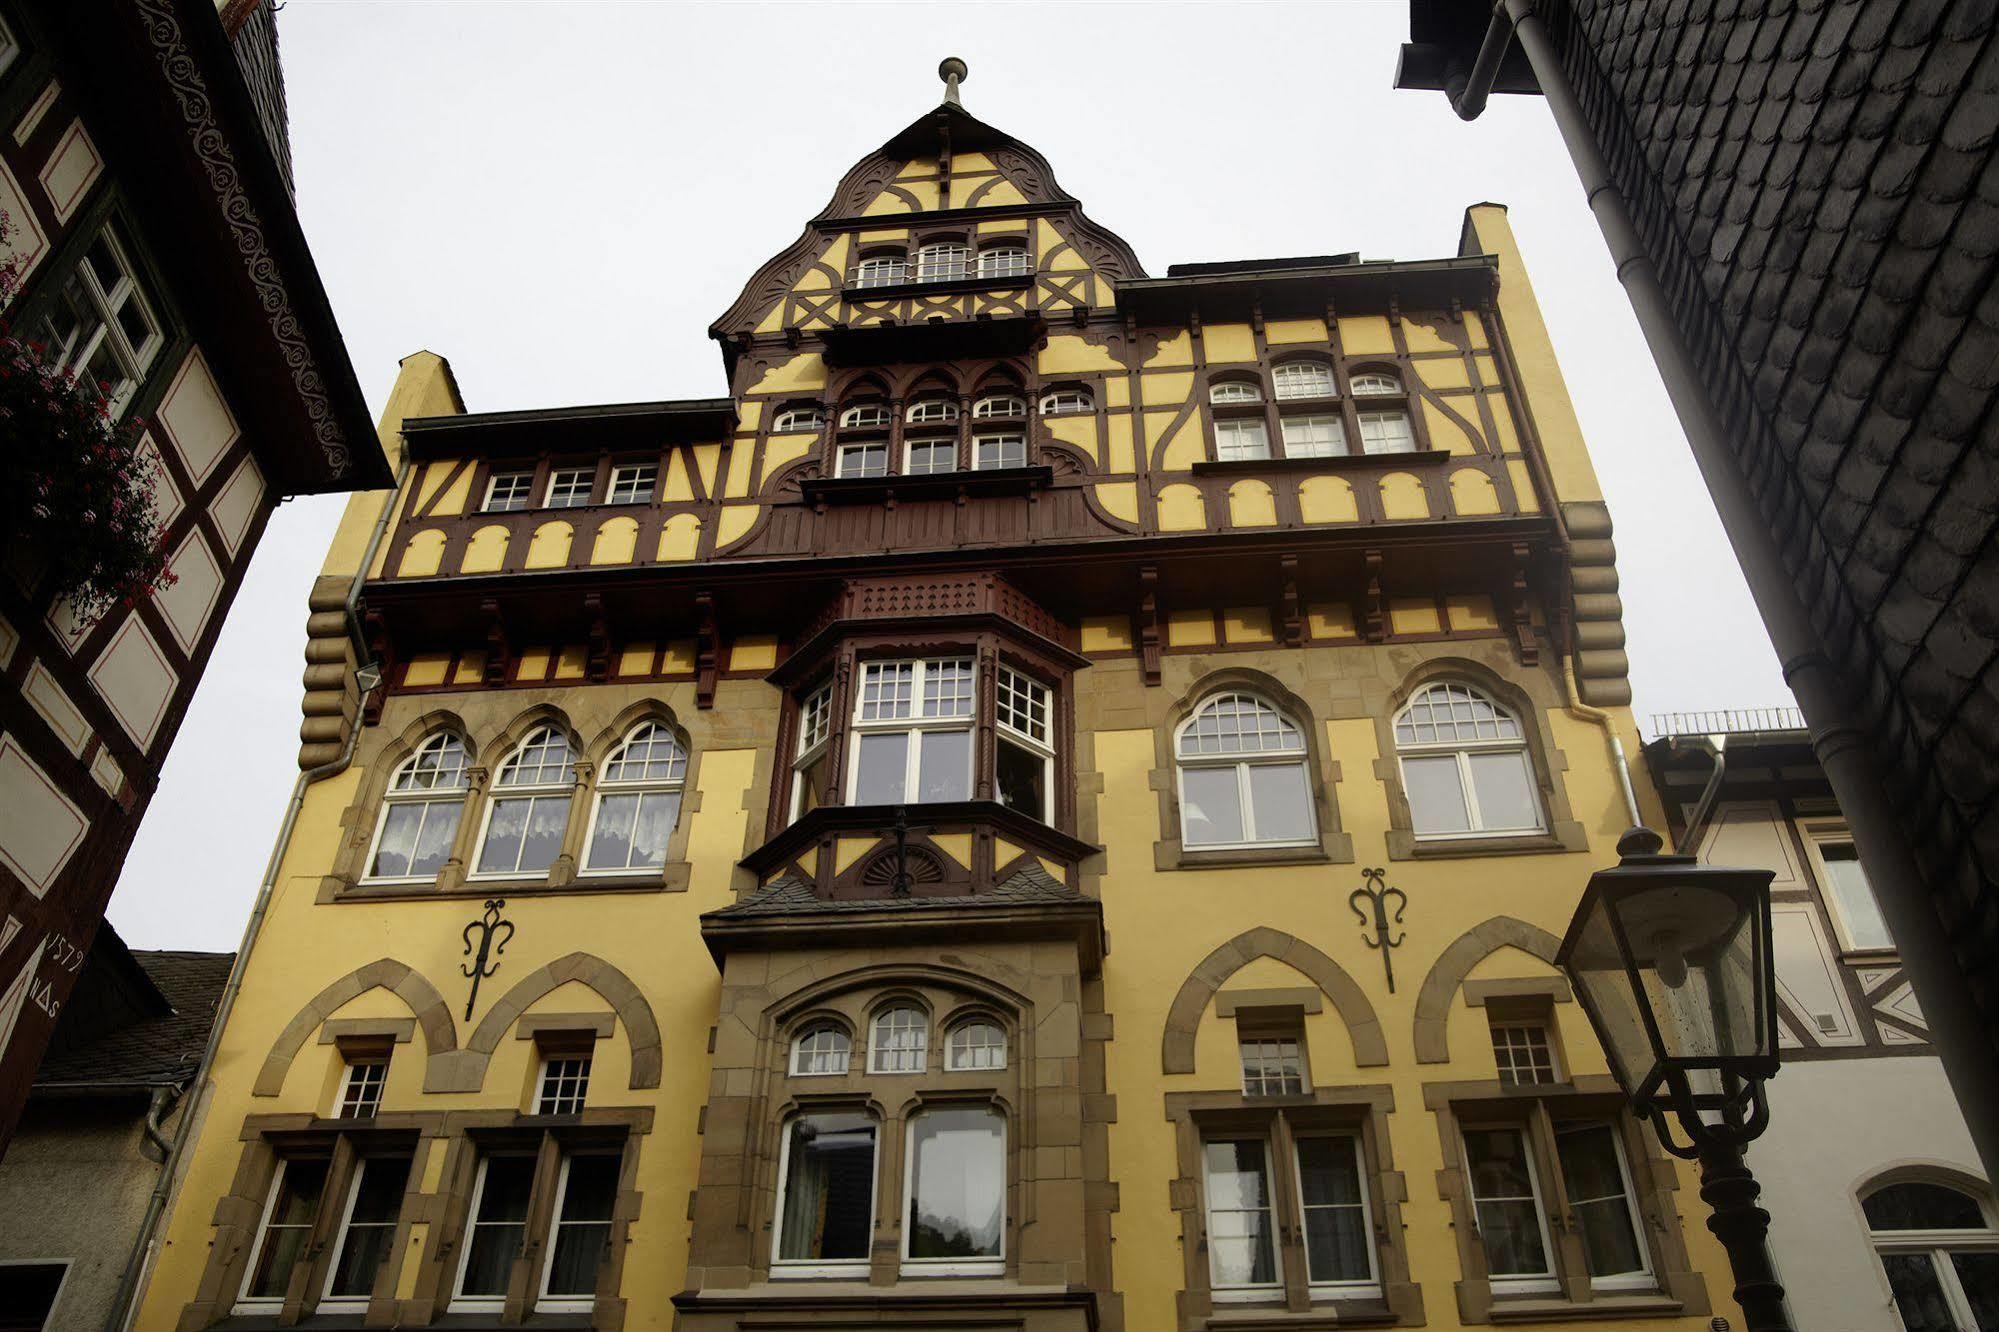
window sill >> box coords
[1158,831,1356,872]
[321,867,686,904]
[1386,822,1588,860]
[1203,1297,1401,1328]
[1190,449,1451,476]
[1484,1292,1679,1323]
[799,465,1052,506]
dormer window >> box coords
[976,245,1031,279]
[905,398,959,425]
[839,402,891,430]
[914,241,969,283]
[772,405,824,433]
[1210,380,1263,406]
[1273,361,1336,400]
[973,393,1027,419]
[1039,388,1092,416]
[854,252,906,289]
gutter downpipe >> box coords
[1445,2,1516,121]
[106,469,407,1332]
[1495,0,1999,1180]
[1671,735,1729,857]
[1561,649,1641,829]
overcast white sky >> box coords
[109,1,1792,951]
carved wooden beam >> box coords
[584,594,611,683]
[1508,542,1540,666]
[1363,550,1387,644]
[695,591,720,710]
[361,608,392,726]
[481,598,512,687]
[1280,554,1306,649]
[1135,564,1162,687]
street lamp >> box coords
[1555,826,1790,1332]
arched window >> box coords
[1273,361,1336,400]
[869,1005,928,1073]
[1350,371,1401,395]
[1393,683,1542,837]
[945,1019,1007,1071]
[1210,379,1263,405]
[365,732,470,881]
[1863,1178,1999,1329]
[914,241,969,283]
[474,727,576,877]
[974,393,1027,418]
[772,405,824,433]
[905,397,958,425]
[976,245,1031,279]
[854,252,906,289]
[1175,694,1316,849]
[839,401,891,429]
[1039,387,1092,416]
[790,1024,852,1076]
[582,722,686,874]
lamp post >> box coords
[1555,827,1791,1332]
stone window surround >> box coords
[322,700,706,903]
[1165,1084,1422,1330]
[1372,658,1589,861]
[1151,667,1357,871]
[766,623,1078,840]
[1422,1076,1708,1325]
[1228,992,1317,1096]
[178,1107,653,1332]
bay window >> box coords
[773,1113,878,1276]
[789,684,833,820]
[905,437,957,474]
[995,666,1052,821]
[836,441,889,478]
[849,659,974,805]
[903,1108,1005,1274]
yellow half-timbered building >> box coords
[133,78,1742,1332]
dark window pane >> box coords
[778,1114,876,1262]
[1954,1251,1999,1331]
[1474,1198,1548,1277]
[0,1263,67,1331]
[1881,1254,1955,1332]
[1297,1138,1370,1284]
[853,732,907,804]
[996,739,1046,821]
[1865,1182,1987,1231]
[907,1109,1004,1260]
[459,1158,535,1297]
[245,1159,329,1300]
[545,1156,620,1297]
[328,1156,412,1297]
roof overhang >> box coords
[1393,0,1543,96]
[400,399,736,461]
[1117,255,1499,324]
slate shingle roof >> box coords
[707,863,1085,919]
[1534,0,1999,1063]
[33,950,233,1092]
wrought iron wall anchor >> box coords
[1349,868,1407,992]
[889,806,913,897]
[461,898,514,1021]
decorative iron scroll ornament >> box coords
[889,807,914,896]
[461,899,514,1021]
[1349,868,1408,993]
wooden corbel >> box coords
[481,598,512,687]
[1135,565,1163,687]
[1280,554,1306,649]
[784,326,801,349]
[1363,550,1388,643]
[1507,543,1540,666]
[1250,297,1265,337]
[584,594,611,683]
[361,608,393,726]
[694,591,719,710]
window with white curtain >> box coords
[1280,413,1346,458]
[1393,683,1542,838]
[1175,694,1316,849]
[1357,409,1416,454]
[1204,1139,1280,1299]
[583,722,686,874]
[365,733,470,882]
[474,728,576,877]
[945,1019,1007,1071]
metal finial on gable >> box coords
[939,56,968,106]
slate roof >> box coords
[33,949,233,1093]
[707,863,1086,920]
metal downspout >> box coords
[1497,0,1999,1178]
[1672,735,1729,857]
[1561,649,1640,829]
[141,1085,175,1159]
[1444,2,1516,120]
[105,469,406,1332]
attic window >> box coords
[977,245,1031,279]
[914,242,969,283]
[854,253,907,289]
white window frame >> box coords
[1865,1181,1999,1330]
[845,659,974,807]
[334,1059,388,1119]
[1350,371,1402,396]
[1039,388,1092,416]
[319,1156,409,1309]
[1203,1137,1283,1303]
[1461,1126,1561,1295]
[1356,408,1417,455]
[995,665,1054,824]
[579,722,686,877]
[0,1260,70,1332]
[1291,1133,1382,1300]
[1279,412,1347,459]
[972,431,1026,470]
[483,470,534,512]
[450,1156,533,1313]
[868,1005,929,1074]
[789,1024,853,1076]
[361,733,471,885]
[37,223,164,416]
[944,1019,1008,1071]
[1797,817,1896,955]
[1393,684,1544,840]
[770,1114,879,1279]
[234,1158,327,1315]
[1238,1035,1307,1096]
[1174,694,1318,850]
[470,728,577,881]
[899,1109,1006,1277]
[975,245,1031,279]
[835,441,890,478]
[1214,416,1271,462]
[905,398,958,425]
[853,254,906,288]
[975,393,1028,418]
[838,402,891,429]
[1272,361,1336,400]
[914,241,969,282]
[536,1053,592,1115]
[772,405,824,432]
[1553,1122,1654,1293]
[788,684,833,822]
[544,466,595,508]
[1210,380,1263,405]
[1490,1023,1560,1087]
[606,463,656,505]
[904,437,958,475]
[535,1153,617,1313]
